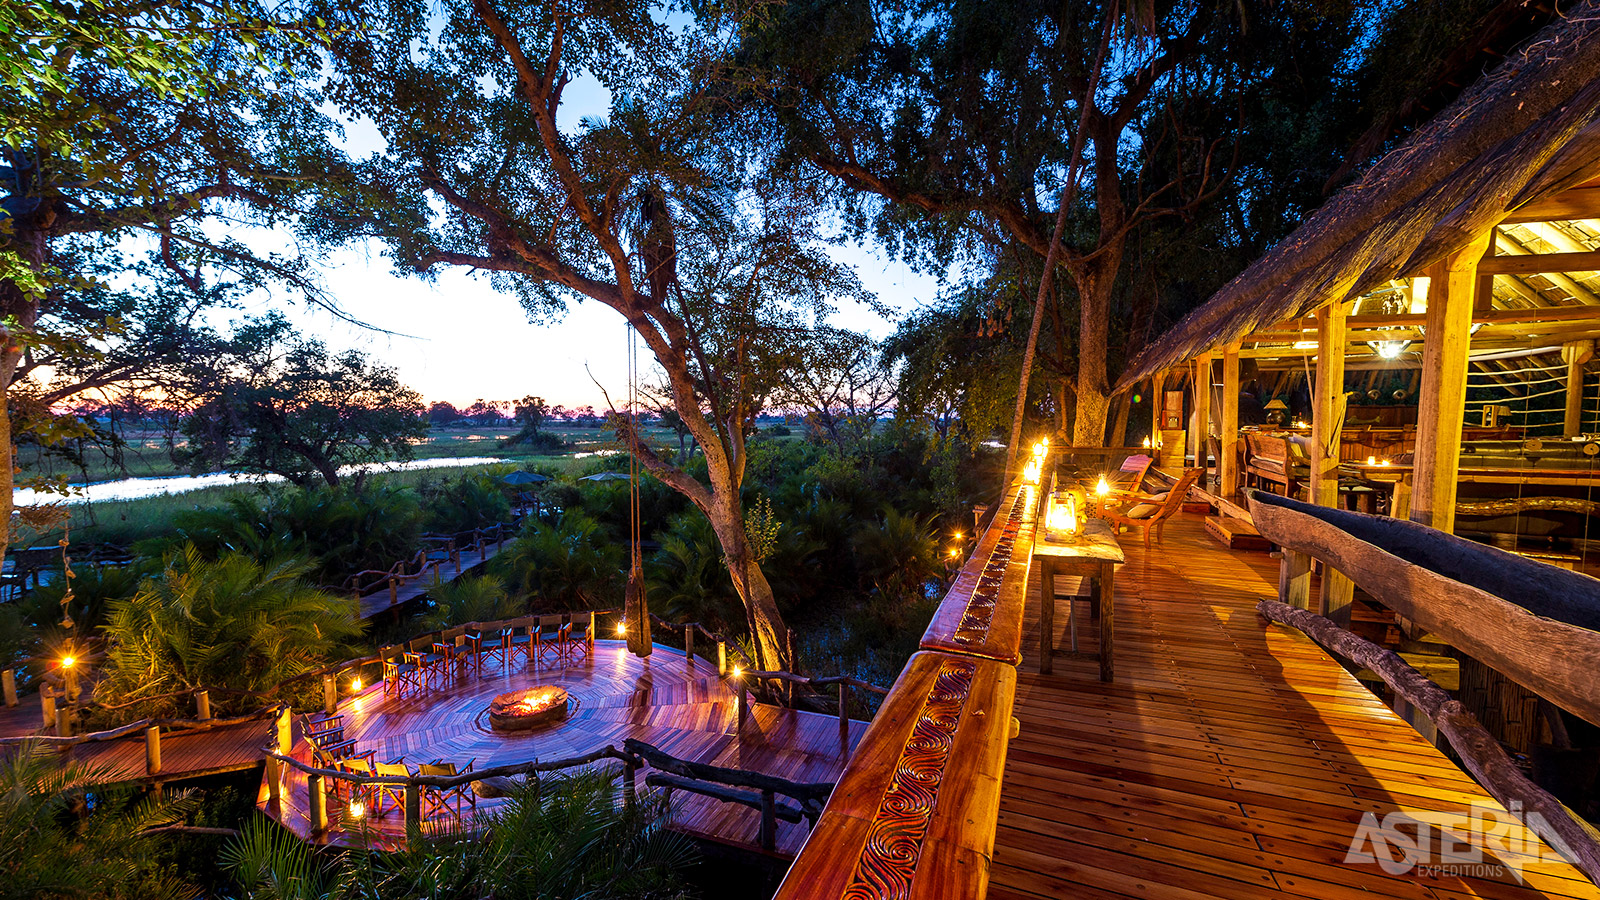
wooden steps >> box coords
[1203,514,1271,551]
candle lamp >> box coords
[1022,458,1042,484]
[1044,488,1087,543]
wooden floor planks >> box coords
[257,640,866,856]
[992,511,1600,900]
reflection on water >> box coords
[14,457,508,506]
[571,449,624,459]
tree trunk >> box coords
[0,217,50,569]
[1071,260,1117,446]
[708,510,787,673]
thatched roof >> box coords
[1116,0,1600,391]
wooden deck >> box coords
[991,509,1600,900]
[0,697,268,785]
[357,541,507,620]
[259,640,866,856]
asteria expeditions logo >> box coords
[1345,802,1577,883]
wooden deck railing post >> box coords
[1278,550,1312,611]
[759,790,777,851]
[145,726,161,775]
[308,773,327,835]
[717,640,726,676]
[40,684,55,728]
[737,678,748,730]
[196,690,211,720]
[404,783,422,842]
[2,669,15,707]
[388,576,398,606]
[837,682,848,747]
[54,705,71,738]
[323,673,338,715]
[684,626,694,666]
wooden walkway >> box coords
[991,510,1600,900]
[0,698,268,785]
[357,542,507,620]
[259,640,866,856]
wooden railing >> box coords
[340,523,513,601]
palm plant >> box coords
[495,514,622,610]
[419,574,522,631]
[851,507,940,603]
[0,743,199,900]
[96,545,361,716]
[224,770,695,899]
[647,512,741,630]
[418,471,512,537]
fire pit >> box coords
[488,686,570,732]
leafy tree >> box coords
[0,746,200,900]
[312,1,876,669]
[773,327,896,454]
[500,395,567,451]
[851,507,939,603]
[0,0,346,563]
[428,401,465,426]
[97,545,360,715]
[178,314,427,487]
[735,0,1367,450]
[419,470,512,536]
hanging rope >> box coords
[624,321,652,658]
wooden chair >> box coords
[300,713,345,749]
[1101,468,1203,549]
[439,625,469,680]
[374,760,412,818]
[460,627,488,678]
[563,611,593,664]
[381,645,420,698]
[337,756,380,812]
[417,760,476,827]
[535,615,566,669]
[501,617,535,669]
[1107,454,1154,493]
[409,635,446,691]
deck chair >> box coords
[501,617,535,669]
[381,645,418,697]
[374,760,412,818]
[563,611,593,664]
[471,625,504,671]
[1101,468,1202,549]
[439,625,470,681]
[535,615,566,669]
[418,760,477,827]
[1107,454,1154,493]
[336,756,380,811]
[409,635,446,691]
[300,713,344,749]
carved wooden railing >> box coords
[774,471,1038,899]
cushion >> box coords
[1148,492,1169,502]
[1127,503,1160,518]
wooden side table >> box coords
[1032,518,1124,681]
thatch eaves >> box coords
[1116,0,1600,392]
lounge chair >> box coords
[1100,468,1203,549]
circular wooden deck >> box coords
[339,640,735,768]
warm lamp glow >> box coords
[1044,493,1079,541]
[1142,436,1152,449]
[61,656,75,669]
[1367,456,1376,466]
[1094,475,1110,497]
[949,549,959,557]
[732,665,744,679]
[1031,439,1049,459]
[953,532,962,540]
[1022,459,1042,484]
[351,677,362,693]
[616,622,627,636]
[349,801,365,819]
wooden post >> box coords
[717,640,726,676]
[1219,342,1242,501]
[623,760,638,812]
[308,773,328,835]
[684,626,694,666]
[2,669,15,707]
[323,673,338,715]
[54,706,71,738]
[404,783,421,842]
[146,726,162,774]
[1191,353,1212,473]
[1412,235,1491,533]
[837,682,849,747]
[388,576,398,607]
[1277,551,1312,610]
[1150,371,1166,451]
[759,789,778,852]
[1312,301,1353,626]
[737,678,748,730]
[1563,341,1594,436]
[195,690,211,720]
[40,685,55,728]
[275,706,293,755]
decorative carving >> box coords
[953,486,1035,646]
[841,658,978,900]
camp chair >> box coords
[1101,468,1202,549]
[374,760,412,818]
[459,627,489,678]
[501,617,535,669]
[563,611,593,664]
[535,615,566,669]
[417,760,477,827]
[300,713,344,749]
[409,635,446,691]
[381,645,419,698]
[337,756,379,812]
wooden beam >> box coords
[1499,186,1600,224]
[1311,303,1352,625]
[1479,248,1600,276]
[1412,234,1491,532]
[1149,371,1165,448]
[1564,341,1595,435]
[1191,353,1211,474]
[1218,343,1241,501]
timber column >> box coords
[1564,341,1594,436]
[1311,301,1352,623]
[1412,233,1492,533]
[1218,342,1242,500]
[1191,353,1212,475]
